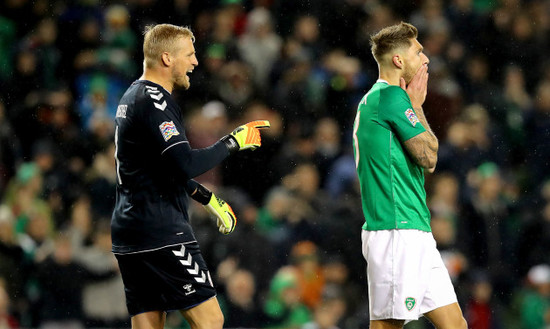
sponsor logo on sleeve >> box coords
[159,121,180,141]
[405,108,419,127]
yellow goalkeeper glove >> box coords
[221,120,271,154]
[204,193,237,235]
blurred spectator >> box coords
[458,162,518,300]
[264,266,312,328]
[0,205,26,323]
[500,65,530,163]
[216,60,256,114]
[75,221,128,328]
[22,18,60,90]
[98,4,137,78]
[438,104,505,183]
[0,15,16,82]
[409,0,451,37]
[517,186,550,275]
[220,269,265,328]
[291,15,325,61]
[186,101,229,186]
[289,241,325,310]
[0,281,18,329]
[302,296,347,329]
[324,152,358,199]
[464,271,504,329]
[2,163,54,261]
[313,117,342,187]
[524,81,550,185]
[238,7,282,92]
[33,231,116,329]
[86,144,116,219]
[519,264,550,329]
[0,99,20,195]
[221,187,276,291]
[322,255,361,319]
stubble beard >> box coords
[174,76,190,90]
[173,67,191,90]
[402,65,415,85]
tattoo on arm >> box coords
[403,131,438,169]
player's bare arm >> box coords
[403,129,438,171]
[400,63,438,172]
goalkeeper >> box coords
[111,24,269,329]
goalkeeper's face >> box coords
[402,38,429,84]
[172,36,198,90]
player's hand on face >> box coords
[400,64,429,109]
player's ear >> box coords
[161,52,171,67]
[392,54,403,69]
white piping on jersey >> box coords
[353,111,361,168]
[112,241,197,255]
[389,131,397,228]
[376,79,389,84]
[114,126,122,185]
[161,140,189,155]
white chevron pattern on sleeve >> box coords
[153,100,167,111]
[145,85,166,110]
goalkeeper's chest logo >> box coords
[159,121,180,141]
[405,108,419,127]
[405,297,416,311]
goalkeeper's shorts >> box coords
[115,242,216,316]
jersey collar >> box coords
[376,79,389,84]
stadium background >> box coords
[0,0,549,328]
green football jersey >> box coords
[352,80,431,232]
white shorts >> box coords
[361,229,457,321]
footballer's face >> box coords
[172,36,198,90]
[401,38,429,84]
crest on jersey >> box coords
[159,121,180,141]
[405,108,419,127]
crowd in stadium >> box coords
[0,0,549,328]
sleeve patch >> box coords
[159,121,180,141]
[405,108,419,127]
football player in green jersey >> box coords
[353,22,467,329]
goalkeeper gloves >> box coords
[190,184,236,235]
[221,120,271,154]
[204,193,236,235]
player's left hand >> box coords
[204,193,237,235]
[220,120,271,154]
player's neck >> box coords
[140,70,173,94]
[378,69,401,86]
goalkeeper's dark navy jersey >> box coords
[111,80,228,254]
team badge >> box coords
[159,121,180,141]
[405,297,416,311]
[405,108,419,127]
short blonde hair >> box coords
[370,22,418,64]
[143,24,195,68]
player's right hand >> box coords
[204,192,237,235]
[221,120,270,153]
